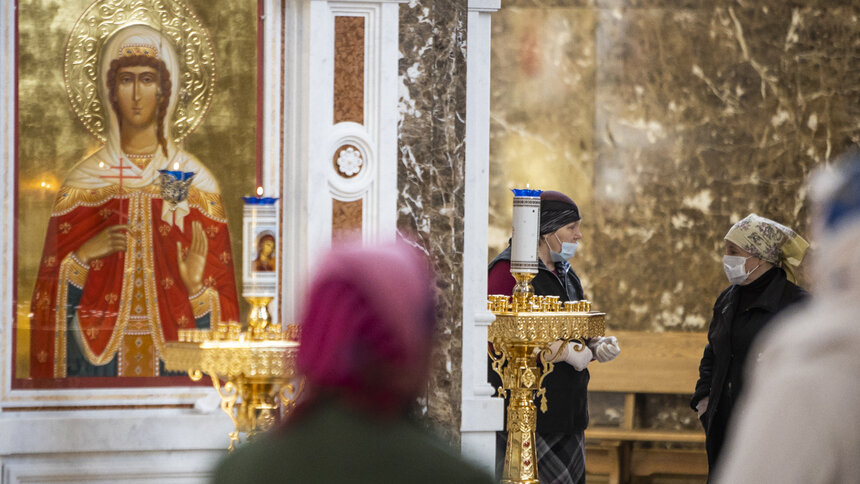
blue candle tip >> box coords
[242,196,279,205]
[511,188,542,197]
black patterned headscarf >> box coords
[539,191,581,235]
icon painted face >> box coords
[115,66,159,128]
[261,239,275,257]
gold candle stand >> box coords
[163,320,303,451]
[488,287,605,484]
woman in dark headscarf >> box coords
[213,242,493,484]
[488,190,620,484]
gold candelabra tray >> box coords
[163,322,303,451]
[166,326,300,380]
[488,292,606,484]
[488,295,605,345]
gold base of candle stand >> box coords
[488,289,605,484]
[246,296,274,334]
[164,321,303,451]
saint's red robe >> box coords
[29,185,239,378]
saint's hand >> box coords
[75,225,128,265]
[177,221,209,295]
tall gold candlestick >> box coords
[489,293,605,483]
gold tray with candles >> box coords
[163,322,302,451]
[487,295,605,345]
[164,323,300,380]
[487,293,606,484]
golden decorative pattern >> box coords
[64,0,216,143]
[120,332,156,377]
[489,291,607,483]
[333,16,365,125]
[52,184,227,223]
[164,337,299,380]
[488,312,605,345]
[164,324,302,451]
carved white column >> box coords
[460,0,503,473]
[281,0,405,323]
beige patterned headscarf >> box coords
[725,214,809,283]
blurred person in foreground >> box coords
[212,242,493,484]
[691,213,809,476]
[715,156,860,483]
[488,190,621,484]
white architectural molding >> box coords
[0,409,232,484]
[460,0,503,473]
[282,0,403,324]
[0,0,17,410]
[261,0,284,198]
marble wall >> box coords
[490,0,860,334]
[398,0,468,443]
[489,1,860,448]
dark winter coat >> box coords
[691,267,807,471]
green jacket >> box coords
[212,401,494,484]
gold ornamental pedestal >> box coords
[163,319,302,451]
[489,283,605,484]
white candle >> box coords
[242,190,279,299]
[510,188,541,273]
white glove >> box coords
[562,342,593,371]
[696,397,709,418]
[588,336,620,363]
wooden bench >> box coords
[584,330,708,484]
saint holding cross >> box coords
[29,24,239,379]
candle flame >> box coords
[173,162,180,170]
[526,183,530,189]
[256,186,264,197]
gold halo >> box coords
[64,0,216,144]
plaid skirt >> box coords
[495,431,586,484]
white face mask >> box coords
[549,233,578,262]
[723,255,760,285]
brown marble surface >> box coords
[490,1,860,333]
[398,0,468,443]
[334,16,365,125]
[490,1,860,440]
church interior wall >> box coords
[3,0,858,480]
[489,0,859,438]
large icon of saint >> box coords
[28,23,239,379]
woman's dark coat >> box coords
[691,267,807,470]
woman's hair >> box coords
[106,55,172,157]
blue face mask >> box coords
[549,233,578,262]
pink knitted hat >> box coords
[296,241,436,414]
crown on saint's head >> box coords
[118,42,159,59]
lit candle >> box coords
[510,187,542,274]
